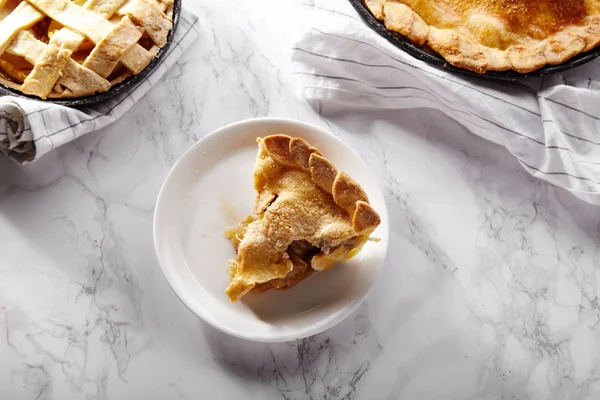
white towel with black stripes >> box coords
[0,8,199,164]
[291,0,600,205]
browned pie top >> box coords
[366,0,600,73]
[405,0,588,47]
[225,135,381,302]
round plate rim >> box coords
[153,117,390,342]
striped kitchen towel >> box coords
[291,0,600,205]
[0,8,199,164]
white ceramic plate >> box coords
[153,118,389,342]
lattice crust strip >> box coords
[7,30,111,96]
[83,15,143,78]
[27,0,156,74]
[0,2,44,55]
[21,28,79,96]
[84,0,128,19]
[0,0,174,99]
[118,0,171,47]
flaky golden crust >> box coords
[0,0,173,99]
[225,134,381,302]
[365,0,600,74]
[382,2,428,47]
[261,135,380,230]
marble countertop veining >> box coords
[1,1,600,399]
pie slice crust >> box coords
[224,135,381,302]
[364,0,600,74]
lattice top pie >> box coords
[365,0,600,73]
[0,0,174,99]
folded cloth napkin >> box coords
[291,0,600,205]
[0,8,199,164]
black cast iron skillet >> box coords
[0,0,181,107]
[348,0,600,82]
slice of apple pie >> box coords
[225,134,381,302]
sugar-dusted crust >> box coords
[263,135,380,228]
[225,134,381,302]
[365,0,600,74]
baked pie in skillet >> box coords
[0,0,174,99]
[225,135,381,302]
[365,0,600,73]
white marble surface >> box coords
[1,1,600,399]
